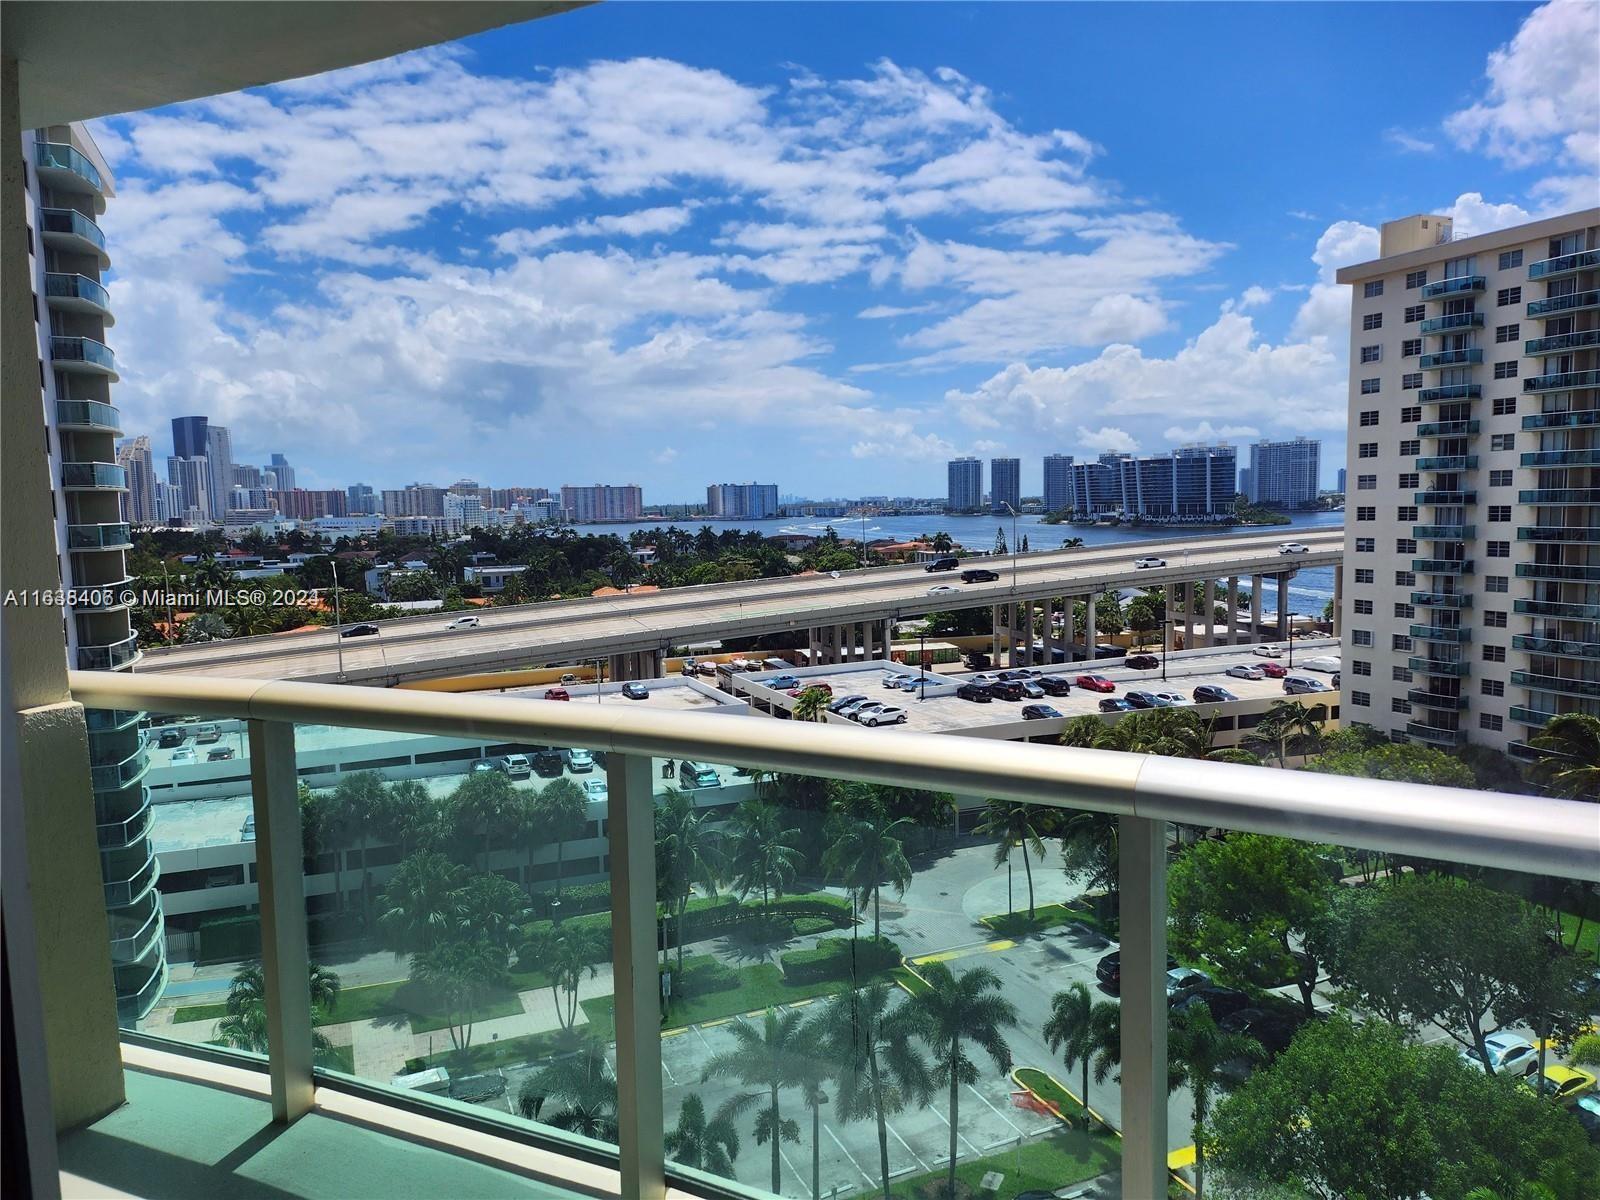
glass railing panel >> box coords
[1522,410,1600,431]
[55,400,121,431]
[1527,290,1600,317]
[1420,274,1485,299]
[44,271,111,310]
[1418,349,1483,370]
[1527,329,1600,355]
[1419,384,1483,403]
[49,335,117,372]
[34,140,103,191]
[39,206,107,251]
[1524,372,1600,394]
[1528,248,1600,279]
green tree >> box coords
[1245,699,1328,767]
[518,1043,618,1141]
[536,777,591,918]
[820,982,931,1200]
[454,871,528,955]
[655,788,722,976]
[823,797,913,938]
[664,1094,740,1178]
[412,934,507,1050]
[521,926,599,1032]
[215,961,342,1065]
[974,800,1047,919]
[1306,738,1476,787]
[1169,833,1335,1013]
[1527,713,1600,800]
[726,800,803,930]
[1169,1004,1262,1198]
[929,532,954,553]
[448,768,520,872]
[180,611,232,642]
[331,771,387,925]
[1057,809,1119,907]
[1042,982,1121,1120]
[994,526,1008,554]
[792,685,832,723]
[377,851,464,955]
[386,568,443,601]
[378,778,441,855]
[702,1007,808,1194]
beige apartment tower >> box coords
[1336,207,1600,754]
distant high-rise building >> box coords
[268,452,295,492]
[561,484,643,522]
[204,423,233,518]
[171,414,208,459]
[166,456,211,522]
[1336,467,1346,494]
[117,435,157,525]
[154,480,184,523]
[1247,437,1320,509]
[1238,466,1253,501]
[989,458,1021,514]
[444,490,485,529]
[1042,454,1074,513]
[947,457,982,512]
[707,482,779,519]
[233,463,264,489]
[346,483,376,515]
[1069,446,1237,519]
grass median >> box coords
[980,901,1115,940]
[175,977,525,1035]
[880,1127,1118,1198]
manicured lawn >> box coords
[1559,907,1600,962]
[880,1128,1118,1198]
[315,1043,355,1074]
[172,1002,228,1024]
[1013,1067,1088,1124]
[419,1026,587,1073]
[893,965,931,996]
[175,977,527,1034]
[981,901,1113,940]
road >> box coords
[138,528,1343,685]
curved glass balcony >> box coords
[1519,526,1600,542]
[1510,705,1554,727]
[94,779,149,827]
[55,400,122,433]
[1418,419,1479,437]
[85,707,142,733]
[1419,384,1482,403]
[96,797,154,852]
[1410,625,1471,643]
[1511,671,1600,699]
[78,634,140,671]
[1415,489,1477,505]
[66,521,132,550]
[1522,409,1600,430]
[115,958,169,1024]
[1406,688,1469,708]
[1421,275,1485,300]
[44,272,112,318]
[1405,721,1464,746]
[1415,455,1477,471]
[70,577,134,611]
[49,335,118,377]
[1527,329,1600,355]
[90,745,149,792]
[61,462,127,490]
[1528,290,1600,318]
[1516,598,1600,619]
[101,844,158,909]
[1418,348,1483,370]
[1421,312,1484,334]
[1528,250,1599,280]
[1513,634,1600,659]
[1518,488,1600,504]
[1413,524,1474,539]
[108,892,163,965]
[1524,371,1600,394]
[1412,591,1472,608]
[34,141,104,194]
[1412,558,1473,575]
[1522,449,1600,467]
[1517,562,1600,582]
[1408,657,1470,677]
[38,207,108,260]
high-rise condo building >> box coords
[1247,437,1321,508]
[26,122,165,1022]
[117,435,157,525]
[166,456,211,521]
[560,484,643,522]
[204,423,233,518]
[1334,208,1600,753]
[171,414,208,459]
[1042,454,1074,513]
[1337,467,1347,493]
[268,452,295,492]
[1239,466,1254,500]
[990,457,1021,513]
[347,483,376,514]
[947,457,982,512]
[1069,447,1237,518]
[706,482,779,519]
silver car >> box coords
[1225,664,1265,680]
[1459,1032,1538,1077]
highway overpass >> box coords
[137,528,1344,686]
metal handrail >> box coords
[67,669,1600,880]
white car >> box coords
[170,747,197,765]
[1153,690,1192,707]
[1302,655,1342,673]
[443,615,480,631]
[860,706,907,727]
[927,584,959,595]
[1166,967,1211,998]
[848,702,889,722]
[1252,645,1285,658]
[1459,1032,1538,1077]
[1277,542,1310,555]
[1134,557,1166,569]
[566,748,595,773]
[1225,664,1266,680]
[583,778,608,802]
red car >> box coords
[1074,674,1116,693]
[1258,662,1288,679]
[543,687,571,701]
[787,683,834,698]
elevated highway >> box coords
[137,528,1344,685]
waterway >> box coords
[567,510,1345,618]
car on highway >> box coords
[341,623,380,638]
[1225,664,1265,680]
[621,682,650,700]
[1099,697,1134,713]
[1284,675,1332,695]
[1153,690,1191,707]
[1126,654,1160,670]
[1134,556,1166,569]
[1193,684,1238,703]
[986,681,1026,701]
[1302,655,1342,673]
[1253,645,1284,658]
[1531,1065,1598,1106]
[1075,673,1116,692]
[443,615,480,631]
[1165,967,1212,1000]
[1172,985,1253,1020]
[1277,542,1310,554]
[170,747,197,765]
[956,683,992,703]
[1037,676,1072,696]
[1021,704,1064,720]
[560,673,581,684]
[828,694,867,713]
[543,687,571,701]
[765,675,801,691]
[680,762,721,788]
[565,748,595,773]
[157,727,187,749]
[1459,1032,1539,1077]
[583,778,608,802]
[927,584,960,596]
[1125,691,1158,709]
[924,557,960,572]
[1258,662,1289,679]
[960,568,1000,583]
[206,746,236,761]
[1096,950,1178,992]
[859,705,907,727]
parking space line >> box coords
[692,1025,716,1053]
[824,1122,875,1187]
[779,1145,805,1191]
[924,1103,982,1158]
[701,1017,733,1028]
[967,1082,1025,1138]
[660,1055,676,1085]
[886,1119,927,1173]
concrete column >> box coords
[1332,568,1344,636]
[1250,574,1263,641]
[1276,573,1290,639]
[990,605,1003,664]
[1042,598,1058,666]
[880,618,894,664]
[1023,601,1036,666]
[1064,595,1077,662]
[1197,579,1212,648]
[1227,576,1240,644]
[1119,816,1169,1200]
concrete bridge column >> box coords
[1044,597,1060,666]
[1275,573,1290,639]
[1079,592,1095,659]
[808,627,824,666]
[1249,575,1263,642]
[1065,595,1078,662]
[1202,579,1217,648]
[835,624,851,665]
[880,618,895,663]
[1227,576,1240,644]
[1332,569,1343,636]
[991,605,1003,665]
[1011,603,1026,668]
[1023,601,1037,666]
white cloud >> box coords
[651,447,680,464]
[1163,421,1260,442]
[858,302,940,319]
[495,206,698,254]
[1077,426,1138,454]
[1236,286,1274,310]
[1287,210,1319,221]
[1384,128,1436,154]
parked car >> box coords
[1037,676,1072,696]
[1193,685,1238,703]
[680,657,699,675]
[924,557,960,572]
[828,694,868,713]
[543,687,571,701]
[170,747,197,765]
[680,762,721,788]
[1302,655,1342,673]
[1225,664,1265,680]
[1099,697,1134,713]
[882,673,910,689]
[987,681,1026,701]
[1531,1065,1598,1106]
[443,615,480,631]
[565,748,595,773]
[1219,1008,1307,1057]
[194,724,221,744]
[1126,654,1160,670]
[968,674,997,686]
[1459,1032,1539,1078]
[1253,645,1284,658]
[1165,967,1212,1000]
[471,760,497,775]
[1574,1095,1600,1143]
[765,675,801,691]
[1015,680,1042,699]
[1284,675,1332,695]
[1125,691,1158,709]
[964,653,992,670]
[1075,674,1116,693]
[527,748,562,777]
[1096,950,1178,992]
[1021,704,1063,720]
[860,706,907,727]
[961,568,1000,583]
[621,682,650,700]
[1134,556,1166,569]
[927,584,960,595]
[583,778,608,802]
[997,669,1037,681]
[206,746,235,761]
[1258,662,1289,679]
[847,701,888,721]
[1172,986,1253,1020]
[956,683,993,703]
[341,623,380,638]
[158,728,186,748]
[1153,690,1191,707]
[1277,542,1309,554]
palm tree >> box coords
[974,800,1047,919]
[376,778,439,855]
[523,926,599,1032]
[702,1007,807,1194]
[448,768,520,872]
[930,532,954,553]
[726,800,803,931]
[1058,809,1120,907]
[332,771,387,926]
[1246,700,1326,767]
[536,777,591,918]
[215,961,342,1062]
[1170,1005,1261,1199]
[1042,982,1122,1120]
[413,934,507,1050]
[519,1043,618,1141]
[656,789,723,976]
[454,872,528,955]
[378,851,463,955]
[820,982,931,1200]
[908,963,1019,1200]
[823,799,913,939]
[792,685,832,723]
[1063,537,1085,549]
[664,1094,740,1177]
[1527,713,1600,801]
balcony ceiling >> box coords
[4,1,588,127]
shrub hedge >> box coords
[780,935,902,985]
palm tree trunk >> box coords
[676,895,688,976]
[1193,1086,1208,1200]
[874,886,881,939]
[870,1048,892,1200]
[811,1097,820,1200]
[769,1088,782,1194]
[554,840,566,922]
[527,843,536,900]
[947,1056,960,1200]
[1082,1056,1090,1123]
[1022,843,1036,919]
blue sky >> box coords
[94,1,1598,502]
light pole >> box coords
[860,512,868,570]
[330,559,346,681]
[1161,599,1169,683]
[1287,612,1299,669]
[1002,502,1019,591]
[919,626,927,702]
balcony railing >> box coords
[1526,329,1600,355]
[1415,489,1477,505]
[38,206,108,257]
[1513,634,1600,659]
[1412,524,1474,539]
[1409,624,1471,643]
[1520,448,1600,468]
[1420,312,1485,334]
[1523,371,1600,394]
[1419,384,1482,403]
[44,271,112,316]
[1516,561,1600,582]
[1412,558,1473,575]
[1518,488,1600,504]
[55,399,122,433]
[34,140,104,193]
[1408,657,1470,676]
[1406,688,1468,709]
[60,462,127,490]
[95,794,154,852]
[1418,349,1483,370]
[62,666,1600,1200]
[1411,590,1473,608]
[1519,525,1600,542]
[1421,275,1485,299]
[1509,705,1554,728]
[49,335,118,376]
[76,634,140,671]
[1522,409,1600,430]
[1418,419,1479,437]
[1414,455,1477,471]
[1510,670,1600,699]
[1528,249,1599,280]
[1516,598,1600,619]
[66,521,133,550]
[1527,290,1600,317]
[101,844,158,910]
[89,745,149,792]
[1404,721,1464,746]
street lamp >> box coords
[1001,502,1020,590]
[1287,612,1299,669]
[330,558,346,681]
